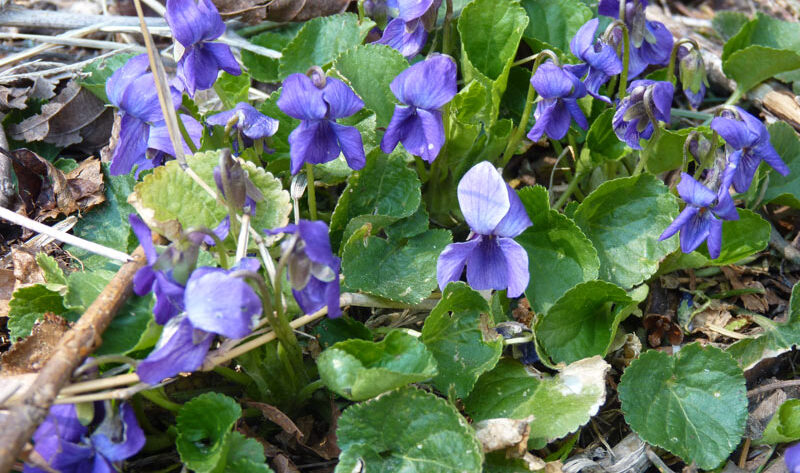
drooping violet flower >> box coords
[129,214,188,325]
[25,403,144,473]
[786,443,800,473]
[710,107,790,193]
[207,102,279,154]
[201,156,265,243]
[165,0,241,96]
[599,0,673,79]
[278,71,366,175]
[612,80,673,149]
[565,18,623,103]
[381,55,457,163]
[137,258,262,383]
[265,220,342,319]
[527,61,588,142]
[106,54,202,176]
[437,162,532,297]
[375,0,440,58]
[658,172,738,259]
[677,46,707,109]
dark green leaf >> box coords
[7,284,68,340]
[176,392,242,473]
[317,330,438,401]
[336,387,483,473]
[223,432,274,473]
[584,109,628,168]
[537,281,632,364]
[465,357,609,447]
[312,316,373,349]
[517,186,599,314]
[573,174,679,289]
[420,282,503,398]
[278,13,373,79]
[619,343,747,469]
[723,45,800,94]
[341,227,451,304]
[764,121,800,208]
[332,44,408,127]
[712,11,750,42]
[242,32,293,83]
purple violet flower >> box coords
[374,0,440,58]
[165,0,241,96]
[677,46,707,109]
[786,443,800,473]
[265,220,342,319]
[612,79,673,149]
[106,54,202,176]
[710,107,790,193]
[437,162,532,297]
[381,55,457,163]
[527,61,588,142]
[25,403,144,473]
[130,214,187,325]
[599,0,673,79]
[207,102,279,154]
[658,172,739,259]
[137,258,262,384]
[278,72,366,175]
[566,18,623,103]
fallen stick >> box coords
[0,246,146,473]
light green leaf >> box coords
[764,121,800,208]
[712,11,750,42]
[761,399,800,444]
[537,281,632,364]
[36,253,67,289]
[519,0,593,53]
[517,186,599,314]
[619,343,747,469]
[241,32,294,83]
[214,72,251,109]
[465,357,610,448]
[176,392,242,473]
[332,44,408,127]
[330,149,421,249]
[573,174,679,289]
[317,330,438,401]
[722,12,800,61]
[341,227,451,304]
[727,281,800,370]
[336,387,483,473]
[78,53,137,102]
[723,45,800,94]
[457,0,528,123]
[421,282,503,398]
[132,150,290,245]
[7,284,69,340]
[224,432,275,473]
[278,13,373,79]
[644,127,710,175]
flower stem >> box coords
[357,0,366,23]
[213,365,252,386]
[176,114,198,155]
[442,0,454,57]
[139,388,181,413]
[305,163,317,221]
[553,172,582,210]
[666,38,699,86]
[617,24,631,99]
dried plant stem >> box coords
[0,23,102,70]
[0,247,146,473]
[236,214,251,263]
[747,379,800,398]
[59,373,140,396]
[0,33,146,53]
[0,206,132,262]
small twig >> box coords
[645,447,677,473]
[769,222,800,266]
[0,247,147,473]
[705,324,753,340]
[58,373,140,396]
[0,206,132,262]
[739,438,750,469]
[747,379,800,398]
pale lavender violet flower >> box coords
[129,214,188,325]
[207,102,279,154]
[278,72,366,175]
[437,162,532,297]
[25,403,144,473]
[710,107,790,193]
[786,443,800,473]
[265,220,342,319]
[381,55,457,163]
[612,80,673,149]
[599,0,673,79]
[106,54,202,176]
[565,18,623,103]
[137,258,262,383]
[165,0,241,96]
[527,61,588,142]
[658,172,738,259]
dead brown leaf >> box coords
[721,266,769,313]
[0,313,69,374]
[11,149,105,221]
[643,314,684,347]
[8,81,112,150]
[0,269,15,318]
[12,249,44,287]
[690,304,734,342]
[265,0,350,22]
[245,401,304,442]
